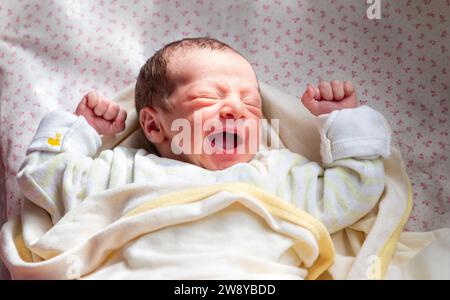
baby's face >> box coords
[156,48,263,170]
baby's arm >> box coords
[16,92,127,223]
[289,81,390,233]
[296,106,390,233]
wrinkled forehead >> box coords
[167,47,258,87]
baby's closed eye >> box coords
[189,91,221,100]
[198,92,221,99]
[241,94,262,107]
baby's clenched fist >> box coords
[75,91,127,135]
[301,80,358,116]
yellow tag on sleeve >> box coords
[47,133,61,146]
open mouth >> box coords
[207,130,243,153]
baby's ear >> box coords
[139,107,166,144]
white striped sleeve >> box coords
[289,106,391,233]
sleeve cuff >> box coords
[27,111,102,157]
[317,105,391,164]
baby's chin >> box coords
[197,153,255,171]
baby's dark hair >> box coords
[135,37,238,116]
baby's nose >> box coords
[219,97,245,119]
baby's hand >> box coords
[75,91,127,135]
[301,81,358,116]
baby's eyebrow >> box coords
[241,86,260,93]
[185,84,219,94]
[240,86,261,97]
[186,81,260,95]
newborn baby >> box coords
[18,37,390,233]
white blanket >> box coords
[1,182,335,279]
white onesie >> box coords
[17,105,391,234]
